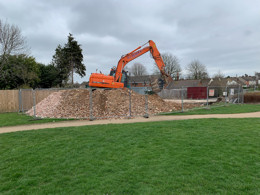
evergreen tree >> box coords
[38,64,59,88]
[65,33,85,84]
[52,33,85,86]
[52,44,70,86]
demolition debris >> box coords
[27,89,199,119]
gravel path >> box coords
[1,112,260,134]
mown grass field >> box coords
[0,113,71,127]
[163,103,260,115]
[1,104,259,128]
[0,118,259,194]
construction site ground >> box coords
[164,98,218,103]
[1,111,260,134]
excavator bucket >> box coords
[151,75,173,93]
[164,75,174,86]
[151,79,160,93]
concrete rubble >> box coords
[27,89,199,119]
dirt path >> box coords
[1,112,260,134]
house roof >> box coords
[129,75,159,83]
[166,79,205,89]
[226,77,244,86]
[201,79,211,86]
[241,76,255,81]
[166,78,243,89]
[238,77,247,84]
[209,78,228,86]
[129,75,256,89]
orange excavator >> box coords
[88,40,173,91]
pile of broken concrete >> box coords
[27,89,197,119]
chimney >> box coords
[176,72,179,81]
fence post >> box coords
[238,85,240,104]
[21,89,24,113]
[181,87,184,112]
[144,93,149,118]
[242,86,244,104]
[129,89,132,118]
[33,89,36,118]
[206,86,209,109]
[18,89,22,112]
[225,86,227,106]
[89,88,94,121]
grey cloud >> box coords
[0,0,259,83]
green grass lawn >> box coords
[0,113,70,127]
[163,103,260,115]
[0,118,259,194]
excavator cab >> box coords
[109,67,128,87]
[109,66,116,76]
[121,70,129,87]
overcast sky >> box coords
[1,0,259,83]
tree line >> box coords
[0,19,226,90]
[129,54,215,80]
[0,20,86,89]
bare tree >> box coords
[186,60,209,79]
[0,19,29,81]
[130,62,147,76]
[213,70,225,78]
[153,53,181,79]
[0,19,28,57]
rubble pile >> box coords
[27,91,64,118]
[27,89,198,119]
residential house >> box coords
[80,81,89,88]
[165,79,210,99]
[129,75,159,87]
[166,79,210,89]
[240,76,256,87]
[226,77,243,87]
[165,77,243,99]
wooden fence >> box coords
[0,90,19,112]
[0,89,59,113]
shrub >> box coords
[244,92,260,103]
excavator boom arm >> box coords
[114,46,150,82]
[114,40,172,82]
[149,40,169,76]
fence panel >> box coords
[20,89,33,112]
[131,89,147,117]
[226,86,243,103]
[0,90,19,112]
[35,89,60,105]
[0,85,247,117]
[91,88,130,119]
[131,87,151,95]
[158,89,187,99]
